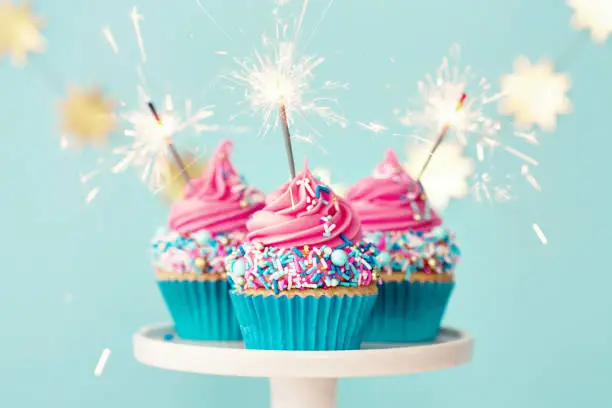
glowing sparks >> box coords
[94,348,111,377]
[400,45,503,148]
[112,90,215,192]
[129,7,146,63]
[532,223,548,245]
[102,26,118,54]
[79,90,216,203]
[227,1,346,145]
[473,173,513,203]
[357,121,388,134]
[521,165,541,191]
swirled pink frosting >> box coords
[346,149,442,233]
[168,139,265,234]
[247,165,362,248]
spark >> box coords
[227,5,347,144]
[130,7,146,63]
[94,348,111,376]
[357,121,388,134]
[60,135,69,149]
[86,187,100,204]
[102,27,119,54]
[195,0,235,44]
[521,165,541,191]
[532,223,548,245]
[473,172,512,203]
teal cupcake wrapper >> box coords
[363,281,454,343]
[230,291,378,350]
[157,279,242,341]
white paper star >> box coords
[499,57,571,132]
[0,1,45,65]
[312,168,347,197]
[404,142,474,210]
[567,0,612,43]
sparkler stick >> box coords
[278,98,296,179]
[416,93,467,182]
[147,102,191,186]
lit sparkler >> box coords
[399,46,542,203]
[227,0,346,176]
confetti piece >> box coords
[215,50,228,55]
[532,223,548,245]
[94,348,111,376]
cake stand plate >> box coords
[133,323,473,408]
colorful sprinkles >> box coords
[152,228,244,274]
[226,235,380,294]
[365,227,460,278]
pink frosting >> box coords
[346,149,442,233]
[168,139,265,234]
[247,165,362,248]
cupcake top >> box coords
[168,139,265,235]
[346,149,442,233]
[246,165,361,248]
[227,164,378,294]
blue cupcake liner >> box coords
[157,279,242,341]
[363,281,454,343]
[230,290,378,350]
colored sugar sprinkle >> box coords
[151,228,244,274]
[226,237,380,294]
[364,227,460,278]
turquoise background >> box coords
[1,0,610,406]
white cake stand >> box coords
[133,323,473,408]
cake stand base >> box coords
[133,324,473,408]
[270,378,337,408]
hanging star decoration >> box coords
[499,57,571,132]
[567,0,612,44]
[0,1,45,65]
[161,153,207,203]
[404,141,474,210]
[59,87,116,146]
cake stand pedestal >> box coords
[133,324,473,408]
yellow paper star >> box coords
[59,87,116,147]
[0,1,45,65]
[160,153,207,203]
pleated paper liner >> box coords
[230,289,378,350]
[363,281,454,343]
[157,277,242,341]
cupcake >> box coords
[226,164,379,350]
[152,139,265,340]
[347,149,460,342]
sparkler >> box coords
[227,0,346,177]
[416,93,467,181]
[147,101,191,186]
